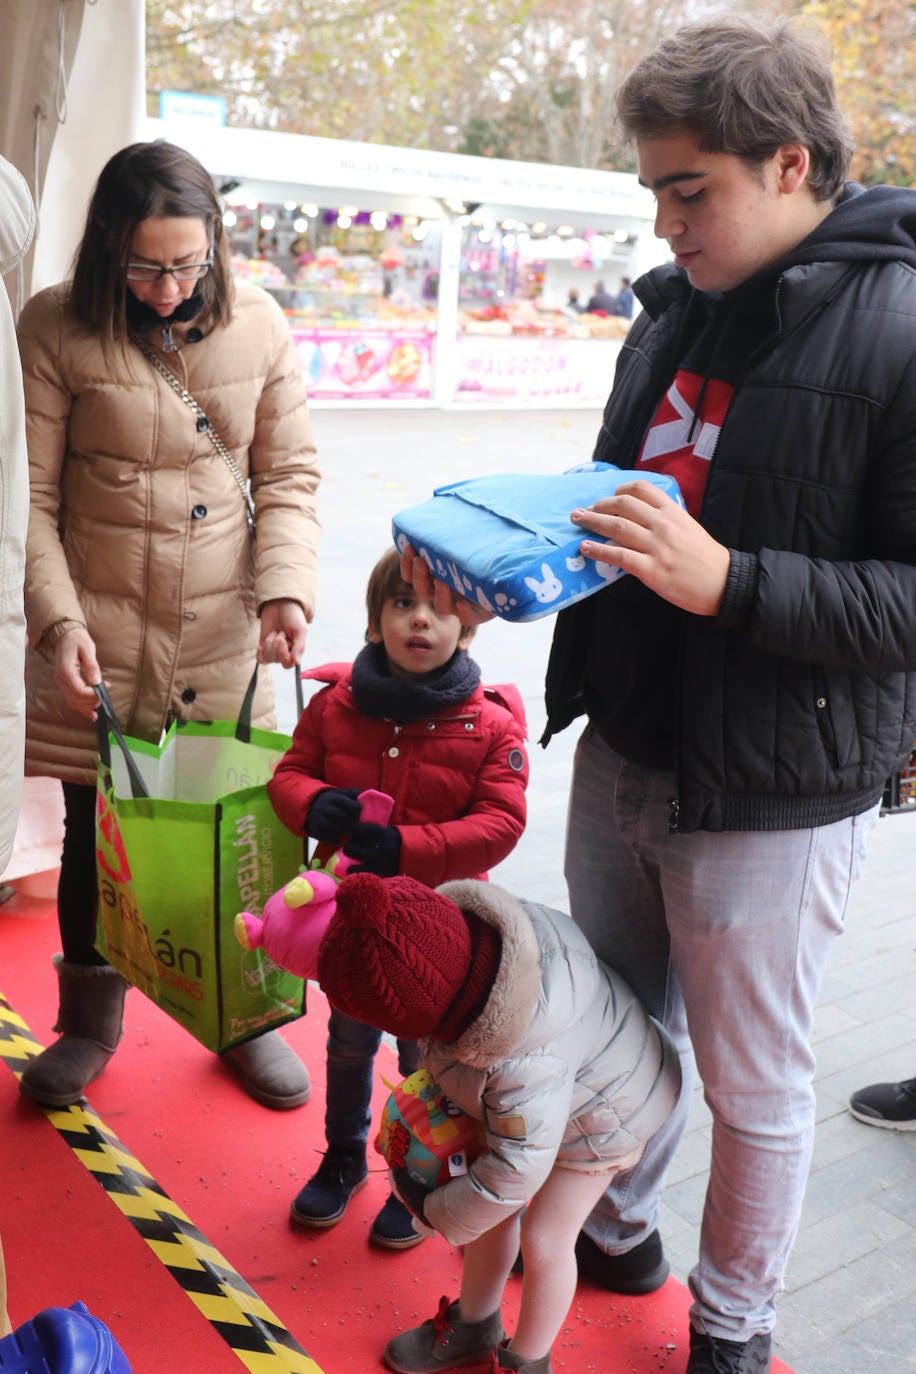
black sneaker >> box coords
[686,1329,772,1373]
[849,1075,916,1130]
[289,1148,368,1228]
[369,1192,426,1250]
[575,1228,669,1295]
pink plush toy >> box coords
[321,788,394,877]
[234,868,339,982]
[234,789,395,979]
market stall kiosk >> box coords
[146,118,669,408]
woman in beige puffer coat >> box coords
[16,140,321,1112]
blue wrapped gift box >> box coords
[392,463,685,622]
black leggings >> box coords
[58,781,105,966]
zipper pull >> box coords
[161,324,176,352]
[667,797,680,834]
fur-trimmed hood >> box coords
[436,879,543,1067]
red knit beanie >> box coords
[316,873,501,1041]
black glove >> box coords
[391,1166,431,1223]
[343,821,402,876]
[305,788,362,843]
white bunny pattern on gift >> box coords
[523,563,564,606]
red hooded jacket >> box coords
[268,662,529,888]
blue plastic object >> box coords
[0,1302,131,1373]
[392,461,685,622]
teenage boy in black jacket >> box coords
[405,16,916,1373]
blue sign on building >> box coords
[159,91,227,125]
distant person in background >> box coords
[849,1072,916,1130]
[585,280,617,313]
[614,276,635,318]
[565,287,585,315]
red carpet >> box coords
[0,883,794,1374]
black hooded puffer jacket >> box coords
[545,183,916,832]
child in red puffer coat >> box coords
[268,547,528,1250]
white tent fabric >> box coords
[31,0,146,293]
[0,0,145,880]
[0,0,146,300]
[0,0,87,219]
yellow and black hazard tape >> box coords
[0,992,323,1374]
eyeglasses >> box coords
[124,258,213,283]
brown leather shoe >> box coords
[384,1296,504,1372]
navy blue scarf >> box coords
[349,642,481,723]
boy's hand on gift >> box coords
[399,542,495,627]
[305,788,362,842]
[571,481,730,616]
[391,1167,431,1223]
[342,822,401,876]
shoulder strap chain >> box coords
[133,335,256,532]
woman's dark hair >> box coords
[615,16,853,202]
[70,139,233,338]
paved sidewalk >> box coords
[291,404,916,1374]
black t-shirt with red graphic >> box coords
[590,286,771,767]
[636,370,732,518]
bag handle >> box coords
[236,664,305,744]
[93,683,151,800]
[96,666,303,783]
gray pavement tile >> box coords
[803,1110,882,1168]
[811,1002,863,1043]
[684,1087,713,1134]
[883,1224,916,1271]
[780,1335,916,1374]
[775,1249,916,1358]
[811,1012,916,1078]
[833,978,916,1023]
[871,1177,916,1228]
[800,1151,884,1228]
[665,1127,712,1188]
[784,1200,911,1290]
[659,1170,708,1230]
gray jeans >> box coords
[565,726,877,1341]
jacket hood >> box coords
[435,879,542,1067]
[301,662,351,687]
[786,182,916,271]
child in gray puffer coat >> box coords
[315,872,682,1374]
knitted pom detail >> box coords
[317,874,483,1039]
[334,871,391,930]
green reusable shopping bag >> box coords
[93,669,307,1052]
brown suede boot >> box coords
[497,1340,554,1373]
[19,956,129,1107]
[220,1028,310,1109]
[384,1296,505,1373]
